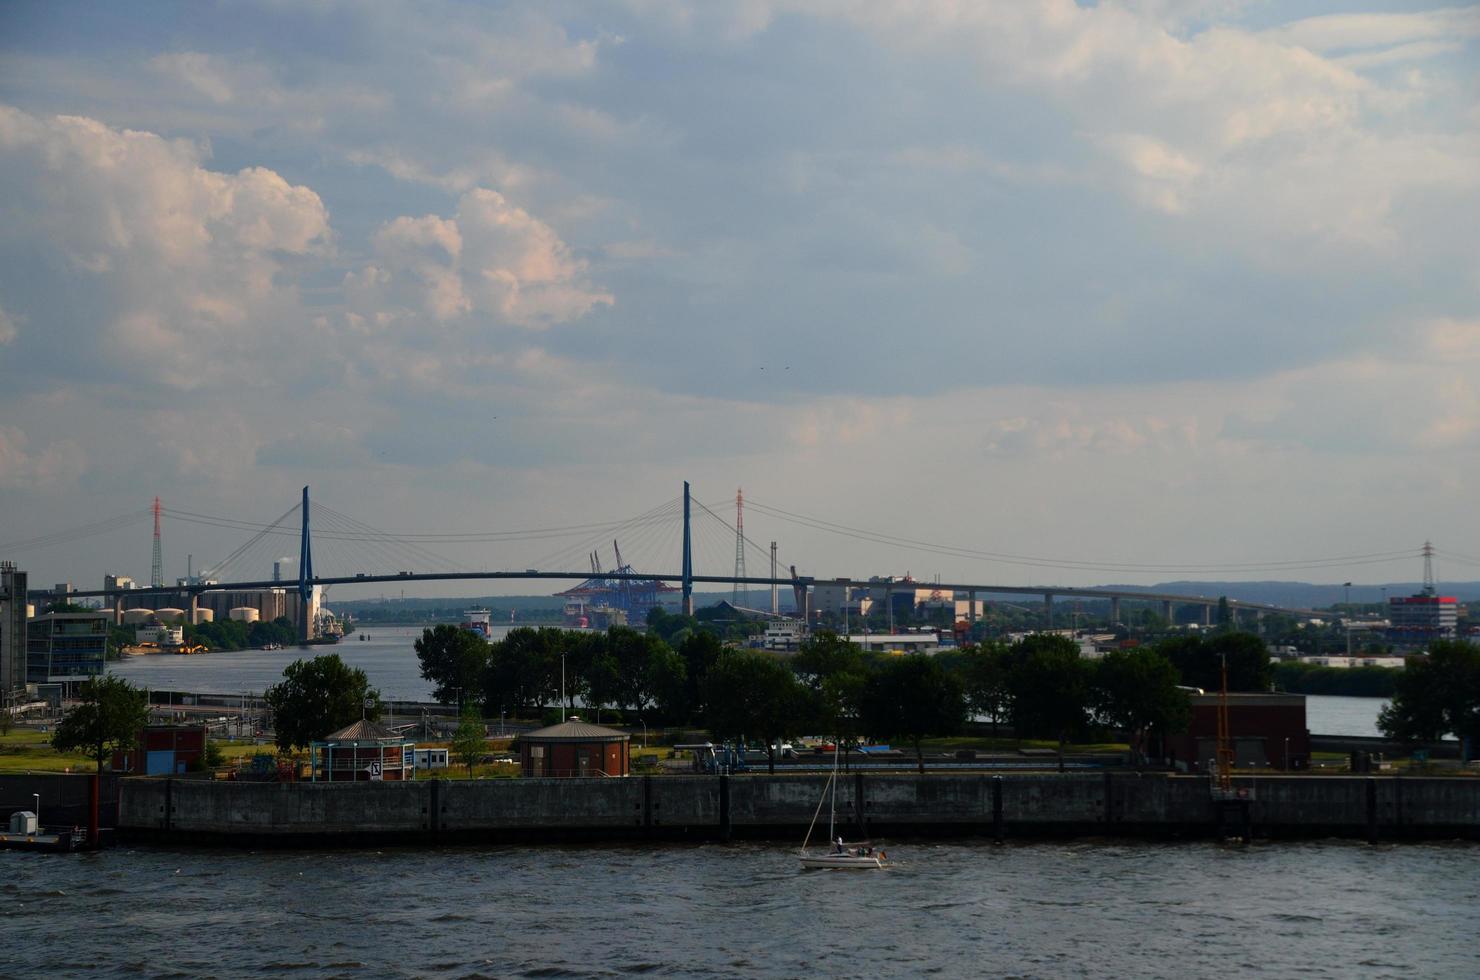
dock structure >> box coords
[109,772,1480,847]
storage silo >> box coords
[228,607,260,623]
[191,607,214,624]
[154,607,187,623]
[121,608,157,625]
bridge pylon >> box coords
[298,485,314,641]
[682,481,693,615]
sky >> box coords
[1,0,1478,597]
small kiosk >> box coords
[310,719,415,782]
[519,718,630,777]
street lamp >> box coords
[32,793,40,829]
[1284,737,1290,770]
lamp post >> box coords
[32,793,40,829]
[1284,737,1290,771]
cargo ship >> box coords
[461,608,493,639]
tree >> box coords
[792,631,865,690]
[265,655,382,752]
[1216,596,1232,630]
[676,631,723,721]
[704,651,804,773]
[1093,648,1190,766]
[1006,634,1090,770]
[792,631,869,761]
[957,641,1011,735]
[860,655,967,774]
[415,624,490,707]
[450,707,486,778]
[52,675,149,775]
[1157,631,1272,692]
[606,627,684,720]
[1379,641,1480,756]
[484,627,562,715]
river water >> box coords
[108,629,1392,736]
[3,839,1476,978]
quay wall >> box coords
[114,773,1480,846]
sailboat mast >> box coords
[829,742,838,840]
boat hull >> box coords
[798,853,885,870]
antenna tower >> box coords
[1422,540,1436,596]
[150,496,163,588]
[733,488,746,607]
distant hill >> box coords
[1097,581,1480,608]
[330,582,1480,617]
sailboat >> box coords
[798,745,887,870]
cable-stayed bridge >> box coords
[9,483,1448,635]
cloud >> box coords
[0,302,18,346]
[0,425,86,489]
[347,188,613,328]
[981,414,1200,459]
[0,105,331,388]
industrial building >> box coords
[1386,594,1458,642]
[26,610,109,692]
[1,562,29,710]
[1162,693,1310,771]
[112,725,207,775]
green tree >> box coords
[792,631,870,761]
[415,624,490,707]
[792,631,865,691]
[1006,634,1091,770]
[484,627,562,715]
[704,651,804,773]
[51,675,150,775]
[265,654,383,752]
[675,630,723,721]
[860,654,967,774]
[1093,648,1190,766]
[957,641,1011,735]
[1215,596,1232,630]
[1157,631,1272,692]
[1379,641,1480,755]
[450,707,486,778]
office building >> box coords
[27,610,109,693]
[1,562,28,708]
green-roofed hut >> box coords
[310,719,415,782]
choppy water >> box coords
[2,840,1476,978]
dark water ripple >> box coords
[2,840,1478,979]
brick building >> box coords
[1162,693,1310,771]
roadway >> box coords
[53,570,1319,619]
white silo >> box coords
[155,607,187,623]
[192,607,214,624]
[121,608,157,625]
[228,606,261,623]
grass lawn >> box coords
[0,727,95,772]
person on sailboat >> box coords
[834,836,845,854]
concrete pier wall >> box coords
[115,773,1480,846]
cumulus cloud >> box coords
[824,1,1478,253]
[348,188,612,328]
[0,105,331,387]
